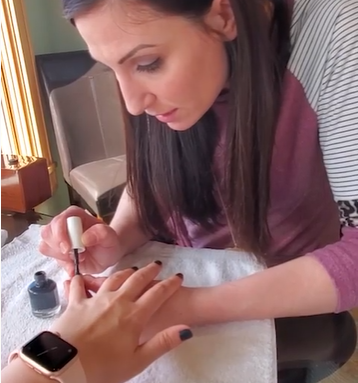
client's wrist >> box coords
[49,322,94,382]
[3,357,52,383]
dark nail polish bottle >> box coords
[28,271,61,318]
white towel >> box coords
[1,224,277,383]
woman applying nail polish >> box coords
[40,0,358,352]
[3,263,192,383]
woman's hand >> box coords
[52,262,192,383]
[39,206,122,274]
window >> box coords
[1,0,55,187]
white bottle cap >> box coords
[66,216,85,253]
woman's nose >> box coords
[124,93,155,116]
[118,77,155,116]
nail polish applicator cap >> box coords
[66,216,85,254]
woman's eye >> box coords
[136,58,162,73]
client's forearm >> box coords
[189,255,337,324]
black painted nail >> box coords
[179,329,193,341]
[131,266,139,271]
[154,260,162,266]
[176,273,184,279]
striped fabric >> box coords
[289,0,358,227]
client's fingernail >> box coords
[176,273,184,279]
[179,329,193,341]
[131,266,139,271]
[154,260,162,266]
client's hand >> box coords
[80,274,194,344]
[53,262,192,383]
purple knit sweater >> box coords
[171,0,358,312]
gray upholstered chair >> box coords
[36,51,126,219]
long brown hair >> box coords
[63,0,291,254]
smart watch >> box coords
[8,331,86,382]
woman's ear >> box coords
[205,0,237,40]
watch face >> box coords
[22,331,78,372]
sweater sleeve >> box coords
[310,1,358,312]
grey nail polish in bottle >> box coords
[28,271,61,318]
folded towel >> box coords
[1,224,277,382]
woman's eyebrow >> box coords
[118,44,157,64]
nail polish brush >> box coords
[66,216,85,275]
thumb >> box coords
[81,223,117,248]
[137,326,193,367]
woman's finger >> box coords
[40,224,54,246]
[137,325,193,369]
[81,223,117,249]
[115,261,162,300]
[49,206,86,252]
[98,268,138,293]
[48,206,99,253]
[38,239,69,262]
[68,275,87,304]
[63,280,70,300]
[136,274,183,319]
[39,241,83,276]
[56,259,75,277]
[50,214,72,254]
[40,223,63,251]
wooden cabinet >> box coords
[1,154,51,213]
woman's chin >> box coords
[165,115,202,131]
[166,121,192,131]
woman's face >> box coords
[75,1,234,131]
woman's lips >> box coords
[155,108,178,123]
